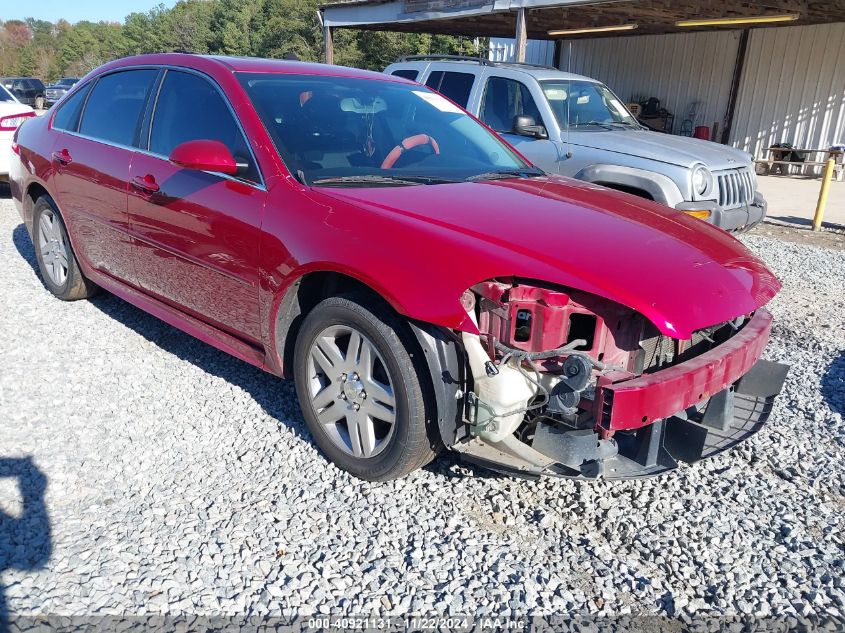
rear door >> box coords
[50,69,159,284]
[127,68,264,342]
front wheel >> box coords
[35,96,45,110]
[293,296,436,481]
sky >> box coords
[2,0,178,24]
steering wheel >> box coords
[380,134,440,169]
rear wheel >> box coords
[293,296,435,481]
[32,196,98,301]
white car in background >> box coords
[0,84,35,183]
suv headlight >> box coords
[691,165,713,197]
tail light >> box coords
[0,111,36,132]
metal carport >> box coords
[318,0,844,64]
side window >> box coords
[52,83,92,132]
[79,70,157,146]
[391,69,418,81]
[480,77,543,133]
[424,71,474,108]
[150,70,258,183]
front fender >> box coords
[575,164,685,207]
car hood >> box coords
[569,129,752,170]
[316,176,779,339]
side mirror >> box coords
[169,139,240,175]
[513,115,548,140]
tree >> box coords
[0,1,489,80]
[159,0,214,53]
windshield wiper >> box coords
[465,168,545,182]
[311,174,458,187]
[607,121,644,129]
[572,121,616,130]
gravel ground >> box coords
[1,191,844,625]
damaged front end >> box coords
[419,280,789,480]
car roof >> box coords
[103,53,406,83]
[387,58,598,83]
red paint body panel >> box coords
[127,152,264,342]
[601,308,774,430]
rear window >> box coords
[391,69,419,81]
[424,71,474,108]
[53,83,92,132]
[79,69,157,146]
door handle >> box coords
[132,174,160,193]
[51,149,72,165]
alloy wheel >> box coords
[306,325,397,458]
[37,209,69,287]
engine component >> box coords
[461,323,540,443]
[562,354,592,390]
[493,339,621,371]
[547,354,593,415]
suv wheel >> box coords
[293,296,435,480]
[33,196,98,300]
[35,96,44,110]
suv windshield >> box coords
[239,73,536,186]
[57,78,78,86]
[541,80,640,129]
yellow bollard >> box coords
[812,158,836,231]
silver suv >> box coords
[384,56,765,232]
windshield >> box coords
[238,73,535,186]
[58,78,78,86]
[541,80,640,129]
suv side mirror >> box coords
[169,139,240,175]
[513,115,548,140]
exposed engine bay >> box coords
[449,279,790,479]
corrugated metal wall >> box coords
[729,22,845,165]
[489,38,555,65]
[557,30,741,135]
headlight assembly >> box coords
[691,164,713,197]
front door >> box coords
[478,75,560,172]
[127,69,264,343]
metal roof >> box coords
[320,0,845,39]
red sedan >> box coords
[9,54,788,481]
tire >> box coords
[35,96,44,110]
[32,195,98,301]
[293,295,436,481]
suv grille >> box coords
[716,167,754,209]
